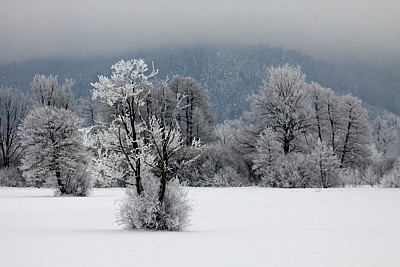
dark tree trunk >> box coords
[340,120,352,168]
[315,109,323,142]
[158,170,167,204]
[56,171,67,195]
[186,96,190,146]
[135,161,143,195]
[158,144,168,204]
[327,103,336,151]
[283,131,290,155]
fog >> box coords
[1,0,399,65]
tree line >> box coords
[1,61,400,191]
[1,59,400,231]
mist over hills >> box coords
[1,45,399,121]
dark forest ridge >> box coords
[1,45,399,121]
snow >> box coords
[0,186,399,267]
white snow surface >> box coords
[0,186,399,267]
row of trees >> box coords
[0,60,215,230]
[243,65,371,187]
[208,64,399,187]
[1,60,400,230]
[0,74,90,195]
[1,63,400,189]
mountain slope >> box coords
[1,45,399,121]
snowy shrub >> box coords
[339,168,362,187]
[256,147,342,188]
[309,141,342,188]
[380,174,400,188]
[275,153,313,188]
[253,128,282,186]
[370,157,396,185]
[117,175,192,231]
[181,144,250,187]
[381,174,400,188]
[361,167,379,187]
[212,166,243,187]
[252,129,336,188]
[380,159,400,188]
[62,164,92,197]
[256,153,310,188]
[0,166,25,187]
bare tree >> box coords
[146,91,201,203]
[0,87,29,168]
[168,75,215,145]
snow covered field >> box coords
[0,187,399,267]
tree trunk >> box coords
[56,171,67,195]
[283,132,290,154]
[340,120,352,168]
[135,160,143,196]
[319,158,326,188]
[186,96,190,146]
[158,146,168,204]
[327,102,336,151]
[158,169,167,204]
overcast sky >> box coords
[1,0,399,65]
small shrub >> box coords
[339,168,362,187]
[0,166,26,187]
[380,159,400,188]
[117,175,192,231]
[381,174,400,188]
[361,167,379,186]
[212,166,244,187]
[66,165,92,196]
[181,144,250,187]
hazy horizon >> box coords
[1,0,399,66]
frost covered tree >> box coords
[252,128,282,186]
[168,75,216,145]
[372,112,400,159]
[247,64,311,154]
[179,120,250,187]
[336,95,372,168]
[19,106,91,196]
[87,59,198,230]
[252,128,340,188]
[89,59,157,191]
[310,140,341,188]
[237,64,312,185]
[306,83,372,170]
[307,82,342,148]
[147,92,202,202]
[241,65,374,187]
[0,87,29,168]
[31,74,77,111]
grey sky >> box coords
[1,0,399,65]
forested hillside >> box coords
[1,45,399,121]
